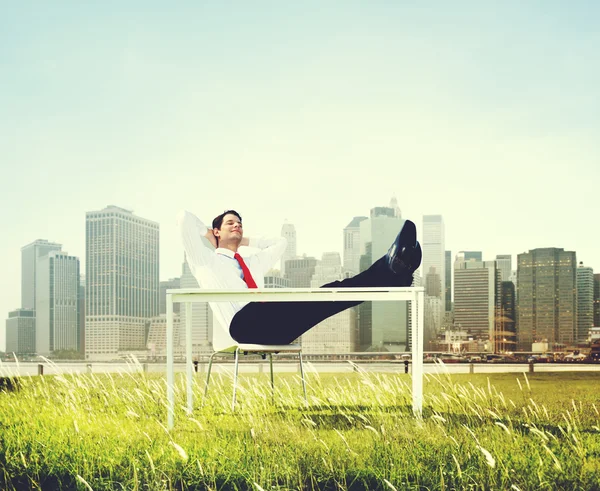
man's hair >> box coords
[212,210,242,230]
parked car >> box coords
[564,352,587,362]
[527,354,551,363]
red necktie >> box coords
[234,253,258,288]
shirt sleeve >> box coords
[176,210,216,270]
[248,236,288,273]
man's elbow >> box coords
[176,209,191,227]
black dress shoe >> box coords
[386,220,421,274]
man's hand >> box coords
[205,229,218,249]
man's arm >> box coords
[177,210,218,269]
[247,235,288,273]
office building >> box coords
[497,281,516,352]
[422,215,445,345]
[496,255,512,282]
[577,262,594,343]
[301,252,357,353]
[343,216,368,276]
[78,276,85,354]
[21,239,62,310]
[284,256,318,288]
[264,270,291,288]
[35,251,80,355]
[454,259,501,350]
[358,206,408,351]
[179,258,212,356]
[5,309,35,355]
[594,274,600,328]
[85,205,159,360]
[517,248,576,351]
[160,278,181,315]
[280,222,297,276]
[445,250,452,312]
[461,251,482,262]
[407,272,421,351]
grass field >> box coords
[1,364,600,490]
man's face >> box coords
[214,213,243,245]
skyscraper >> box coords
[85,205,159,360]
[5,309,35,355]
[517,248,576,350]
[496,255,512,282]
[454,259,500,350]
[359,206,407,351]
[21,239,62,310]
[264,269,291,288]
[284,256,318,288]
[389,196,402,219]
[78,275,85,354]
[576,262,594,343]
[343,216,368,276]
[280,222,297,276]
[301,252,357,353]
[594,274,600,328]
[35,251,80,355]
[445,250,452,312]
[179,258,212,353]
[422,215,445,345]
[499,281,517,352]
[461,251,482,262]
[160,278,181,315]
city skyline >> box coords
[2,3,599,350]
[2,203,599,352]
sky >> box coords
[1,1,599,351]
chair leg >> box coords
[269,353,275,396]
[232,348,240,411]
[299,351,307,403]
[202,352,217,405]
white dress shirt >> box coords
[177,210,287,329]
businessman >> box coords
[178,209,421,345]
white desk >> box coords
[166,286,424,429]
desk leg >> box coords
[411,291,424,418]
[167,294,174,429]
[186,302,193,415]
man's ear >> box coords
[213,227,220,238]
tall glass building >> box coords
[343,216,368,276]
[444,250,452,312]
[453,258,501,350]
[576,262,594,343]
[422,215,445,345]
[496,254,512,282]
[517,248,576,350]
[36,251,80,355]
[5,308,35,355]
[280,222,297,276]
[594,274,600,329]
[85,205,159,360]
[359,207,407,351]
[21,239,62,310]
[302,252,357,353]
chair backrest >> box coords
[211,309,238,353]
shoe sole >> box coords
[388,220,418,274]
[399,220,417,247]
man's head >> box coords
[212,210,243,249]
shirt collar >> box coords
[216,247,236,259]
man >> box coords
[178,209,421,345]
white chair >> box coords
[204,312,307,410]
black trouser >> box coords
[229,256,413,345]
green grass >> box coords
[1,363,600,490]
